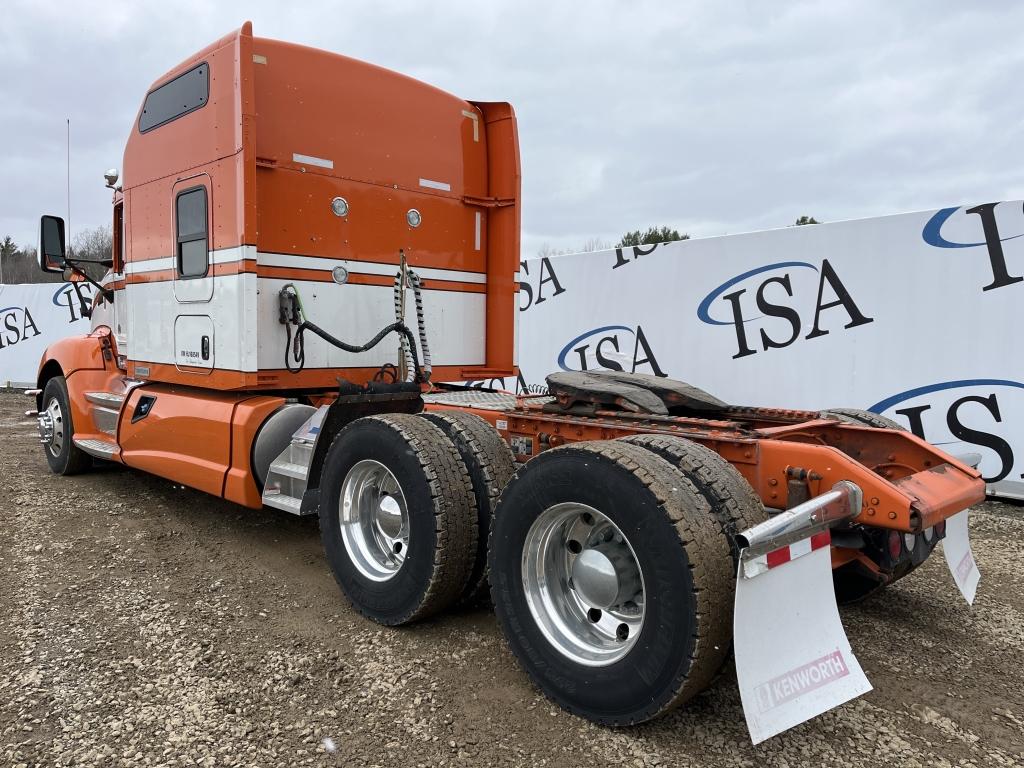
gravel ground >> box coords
[1,390,1023,767]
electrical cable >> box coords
[280,283,427,382]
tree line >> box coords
[0,225,111,284]
[537,216,818,258]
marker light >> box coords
[888,531,902,560]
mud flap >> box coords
[941,509,980,605]
[733,482,872,744]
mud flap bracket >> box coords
[734,481,872,744]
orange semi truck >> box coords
[29,23,984,743]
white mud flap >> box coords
[733,482,872,745]
[941,509,980,605]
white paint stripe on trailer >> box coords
[474,211,482,251]
[126,246,256,274]
[212,245,257,265]
[126,257,173,274]
[256,251,487,284]
[461,109,480,142]
[292,153,334,169]
[418,178,451,192]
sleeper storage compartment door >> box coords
[174,314,214,372]
[118,385,240,497]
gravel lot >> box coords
[2,390,1023,767]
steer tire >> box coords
[420,410,516,605]
[41,376,92,476]
[618,434,767,564]
[489,440,732,725]
[820,408,905,431]
[318,414,477,625]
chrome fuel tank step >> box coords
[261,406,325,516]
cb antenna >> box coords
[66,118,71,256]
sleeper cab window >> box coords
[138,63,209,133]
[176,187,208,278]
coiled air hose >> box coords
[279,283,427,383]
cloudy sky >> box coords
[2,0,1022,257]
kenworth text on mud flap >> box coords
[27,23,985,744]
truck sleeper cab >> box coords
[30,23,984,743]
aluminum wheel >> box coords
[41,397,65,458]
[339,459,410,582]
[522,502,645,666]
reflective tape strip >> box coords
[257,251,486,284]
[292,153,334,169]
[744,530,831,579]
[418,178,451,192]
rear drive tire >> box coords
[318,414,476,625]
[489,441,732,725]
[40,376,91,476]
[618,434,767,563]
[419,410,515,605]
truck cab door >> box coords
[171,176,215,372]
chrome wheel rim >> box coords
[340,460,409,582]
[522,503,645,666]
[42,397,64,457]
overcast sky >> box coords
[3,0,1022,257]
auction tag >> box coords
[941,509,980,605]
[734,541,872,744]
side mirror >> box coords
[39,215,67,273]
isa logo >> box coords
[697,259,873,360]
[922,201,1024,292]
[871,379,1024,485]
[0,305,42,349]
[53,281,95,323]
[557,324,665,376]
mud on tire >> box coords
[419,410,515,605]
[489,440,732,725]
[318,414,477,625]
[618,434,767,563]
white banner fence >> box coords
[4,200,1022,499]
[0,281,95,388]
[500,200,1024,500]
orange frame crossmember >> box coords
[427,397,986,572]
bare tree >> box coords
[70,225,112,280]
[0,225,110,284]
[580,237,612,253]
